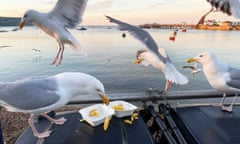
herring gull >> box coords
[105,16,188,91]
[0,72,109,138]
[187,51,240,112]
[19,0,88,66]
[207,0,240,18]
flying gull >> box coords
[105,16,188,91]
[187,51,240,112]
[19,0,88,66]
[0,72,109,138]
[207,0,240,18]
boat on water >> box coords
[76,27,87,31]
[181,28,187,32]
[169,30,177,41]
[3,89,240,144]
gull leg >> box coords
[29,114,52,138]
[220,93,226,107]
[56,45,64,66]
[51,48,61,65]
[51,42,62,65]
[40,113,67,125]
[221,94,238,112]
[164,80,172,92]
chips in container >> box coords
[79,104,115,127]
[109,101,138,118]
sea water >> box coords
[0,26,240,94]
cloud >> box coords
[87,0,112,13]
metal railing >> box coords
[68,89,235,105]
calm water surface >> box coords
[0,26,240,94]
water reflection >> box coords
[0,26,240,93]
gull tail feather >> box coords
[68,36,88,56]
[164,63,188,85]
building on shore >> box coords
[195,20,240,30]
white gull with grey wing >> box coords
[106,16,188,91]
[187,51,240,112]
[19,0,88,66]
[0,72,109,138]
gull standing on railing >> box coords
[187,51,240,112]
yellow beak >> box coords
[133,59,141,64]
[187,58,197,63]
[99,94,110,105]
[19,20,25,29]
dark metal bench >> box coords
[15,111,155,144]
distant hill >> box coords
[0,17,22,26]
[0,17,33,26]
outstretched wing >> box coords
[207,0,240,18]
[48,0,88,28]
[106,15,171,63]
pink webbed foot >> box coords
[221,105,233,113]
[29,114,53,138]
[52,117,67,125]
[56,56,63,66]
[40,113,67,125]
[51,57,58,65]
[33,130,52,139]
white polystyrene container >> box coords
[109,101,138,118]
[79,104,115,127]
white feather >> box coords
[163,63,189,85]
[140,60,151,67]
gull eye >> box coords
[199,54,203,57]
[96,88,101,92]
[23,14,28,18]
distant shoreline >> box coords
[139,23,240,31]
[1,17,239,31]
[139,23,196,29]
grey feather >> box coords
[226,67,240,89]
[105,15,171,63]
[207,0,240,18]
[228,67,240,80]
[0,77,59,110]
[49,0,88,28]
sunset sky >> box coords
[0,0,239,25]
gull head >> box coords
[187,51,215,65]
[88,80,109,105]
[133,49,147,64]
[83,76,109,105]
[19,10,37,29]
